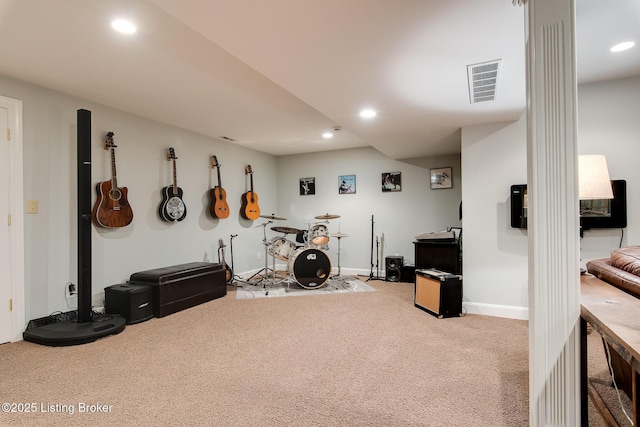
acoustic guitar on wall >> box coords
[158,147,187,222]
[240,165,260,220]
[209,155,230,219]
[91,131,134,228]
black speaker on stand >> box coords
[385,256,403,282]
[23,109,126,346]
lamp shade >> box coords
[578,155,614,200]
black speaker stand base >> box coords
[23,314,126,347]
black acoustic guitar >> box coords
[158,147,187,222]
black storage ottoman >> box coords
[105,283,154,324]
[128,262,226,318]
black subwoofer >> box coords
[385,256,403,282]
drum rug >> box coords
[235,275,376,299]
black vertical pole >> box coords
[77,109,92,323]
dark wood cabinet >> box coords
[413,240,461,277]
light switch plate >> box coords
[26,200,38,214]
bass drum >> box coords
[288,247,332,289]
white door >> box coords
[0,105,11,343]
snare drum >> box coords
[269,237,296,261]
[307,224,329,247]
[287,247,332,289]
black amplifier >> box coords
[414,269,462,318]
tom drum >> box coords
[288,248,332,289]
[269,237,297,261]
[307,224,329,247]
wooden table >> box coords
[580,273,640,426]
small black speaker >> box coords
[105,283,154,324]
[385,256,403,282]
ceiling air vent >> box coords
[218,136,236,142]
[467,59,501,104]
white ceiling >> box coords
[0,0,638,159]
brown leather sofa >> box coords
[586,246,640,400]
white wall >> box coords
[461,116,529,319]
[460,75,640,320]
[6,71,638,326]
[0,75,278,322]
[577,75,640,264]
[276,148,462,275]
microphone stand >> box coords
[367,215,382,281]
[376,236,380,278]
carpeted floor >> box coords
[0,278,630,426]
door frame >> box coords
[1,95,24,342]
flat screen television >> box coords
[580,179,627,230]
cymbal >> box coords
[260,213,286,220]
[271,226,302,235]
[315,213,340,220]
[330,232,349,238]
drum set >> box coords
[247,213,350,294]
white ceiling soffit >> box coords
[467,60,501,104]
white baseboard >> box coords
[463,302,529,320]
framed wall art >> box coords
[338,174,356,194]
[381,172,401,192]
[430,167,452,189]
[299,177,315,195]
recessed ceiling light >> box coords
[360,109,377,119]
[610,41,635,53]
[322,132,334,139]
[111,19,137,34]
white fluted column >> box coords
[524,0,581,425]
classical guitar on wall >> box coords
[240,164,260,220]
[209,155,230,219]
[91,131,134,228]
[158,147,187,222]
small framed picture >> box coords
[430,167,452,189]
[300,177,315,195]
[338,174,356,194]
[381,172,401,192]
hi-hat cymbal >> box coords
[260,213,286,220]
[271,226,302,235]
[330,232,349,238]
[315,213,340,220]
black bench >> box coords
[129,262,226,317]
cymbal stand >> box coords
[247,220,276,286]
[329,234,349,288]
